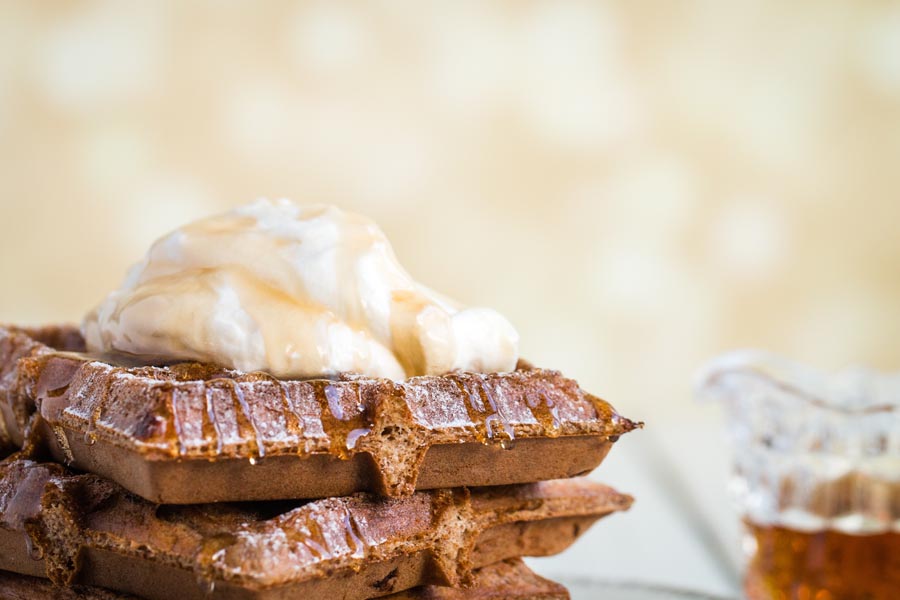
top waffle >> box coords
[0,325,639,503]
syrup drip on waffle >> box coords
[450,373,515,448]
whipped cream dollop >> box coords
[82,200,519,380]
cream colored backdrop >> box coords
[1,1,899,594]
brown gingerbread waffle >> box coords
[0,325,639,503]
[0,558,568,600]
[0,454,627,600]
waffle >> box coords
[0,454,627,600]
[0,325,639,503]
[0,559,568,600]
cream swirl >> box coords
[82,199,519,380]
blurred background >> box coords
[2,1,900,596]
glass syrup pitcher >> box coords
[696,351,900,600]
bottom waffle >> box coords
[0,559,569,600]
[0,454,628,599]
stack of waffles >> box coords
[0,324,640,599]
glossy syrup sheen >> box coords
[24,352,634,466]
[192,502,375,588]
[103,372,615,458]
[446,373,575,449]
[449,374,514,447]
[744,521,900,600]
[82,366,123,447]
[312,381,372,460]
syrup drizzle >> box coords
[479,381,515,448]
[586,393,636,437]
[342,510,366,560]
[166,385,188,457]
[200,382,223,458]
[281,506,368,564]
[194,532,236,593]
[345,427,369,451]
[252,372,304,450]
[346,383,370,451]
[312,381,370,460]
[451,374,515,448]
[83,367,123,446]
[288,514,329,558]
[22,348,629,466]
[226,379,265,463]
[525,390,561,437]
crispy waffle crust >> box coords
[0,455,626,600]
[0,325,640,503]
[0,326,85,453]
[0,558,568,600]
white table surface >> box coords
[526,413,743,599]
